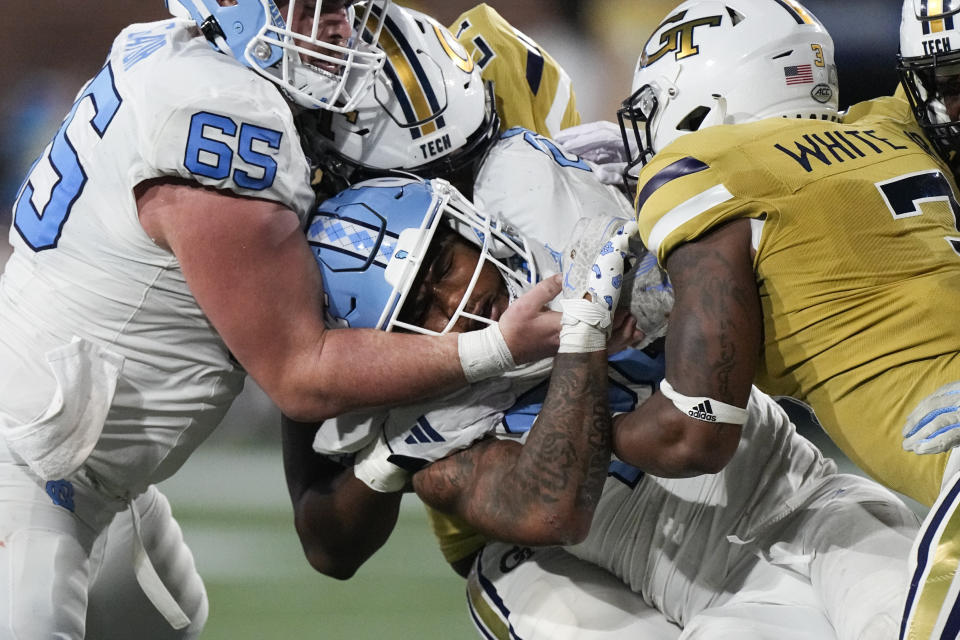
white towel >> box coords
[1,336,123,480]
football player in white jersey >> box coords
[298,3,634,255]
[0,1,564,638]
[621,0,960,638]
[288,176,918,640]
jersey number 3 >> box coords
[14,64,122,251]
[876,170,960,256]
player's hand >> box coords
[591,162,629,187]
[902,381,960,454]
[353,378,517,493]
[619,251,673,351]
[584,219,636,311]
[558,219,637,353]
[562,217,632,299]
[498,274,562,364]
[555,121,629,188]
[555,121,626,165]
[608,308,647,354]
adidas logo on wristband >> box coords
[660,379,749,426]
[688,401,717,422]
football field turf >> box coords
[160,447,476,639]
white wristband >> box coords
[353,434,409,493]
[459,323,517,384]
[659,379,749,425]
[558,299,611,354]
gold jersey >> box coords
[424,507,488,566]
[636,96,959,505]
[449,4,581,138]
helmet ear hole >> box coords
[677,106,712,132]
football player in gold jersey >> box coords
[449,4,581,138]
[621,0,960,637]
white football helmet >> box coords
[618,0,839,175]
[165,0,389,111]
[299,4,499,198]
[898,0,960,170]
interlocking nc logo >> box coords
[641,11,723,67]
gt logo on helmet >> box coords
[641,11,722,67]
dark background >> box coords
[0,2,903,220]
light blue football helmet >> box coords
[165,0,389,111]
[307,177,538,334]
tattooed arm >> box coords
[412,350,611,547]
[613,219,761,477]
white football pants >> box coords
[0,455,206,640]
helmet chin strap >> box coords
[708,93,730,126]
[173,0,233,53]
[928,98,952,126]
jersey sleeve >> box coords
[312,411,387,455]
[634,137,774,264]
[449,4,580,137]
[424,504,489,565]
[843,93,914,125]
[134,58,316,220]
[475,128,633,252]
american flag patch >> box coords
[784,64,814,85]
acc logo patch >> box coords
[810,83,833,104]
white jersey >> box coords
[473,127,634,254]
[469,388,917,639]
[0,18,314,494]
[566,389,837,627]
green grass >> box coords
[191,508,473,639]
[162,447,476,639]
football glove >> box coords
[902,381,960,455]
[554,120,627,165]
[561,216,634,306]
[618,251,673,350]
[559,217,637,353]
[555,121,628,188]
[562,216,670,349]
